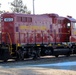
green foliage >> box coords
[10,0,31,14]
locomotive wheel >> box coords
[3,59,8,62]
[66,54,70,57]
[32,52,38,60]
[15,54,23,61]
[32,50,40,60]
[16,48,24,61]
[55,55,59,58]
[16,54,24,61]
[66,50,71,57]
[2,47,11,62]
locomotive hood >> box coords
[66,17,76,22]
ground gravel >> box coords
[0,55,76,75]
[0,67,76,75]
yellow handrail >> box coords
[2,32,13,54]
[6,32,12,54]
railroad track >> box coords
[0,55,76,67]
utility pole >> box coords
[0,3,1,8]
[33,0,35,14]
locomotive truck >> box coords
[0,12,76,61]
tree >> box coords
[0,3,5,14]
[10,0,31,14]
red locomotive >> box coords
[0,12,76,61]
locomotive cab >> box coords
[69,20,76,54]
[63,18,71,42]
[58,16,76,44]
[64,16,76,43]
[52,16,76,57]
[70,21,76,42]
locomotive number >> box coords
[4,18,13,22]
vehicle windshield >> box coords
[73,22,76,28]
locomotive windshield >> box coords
[73,22,76,28]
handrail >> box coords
[7,32,13,54]
[1,32,13,54]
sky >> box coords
[0,0,76,18]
